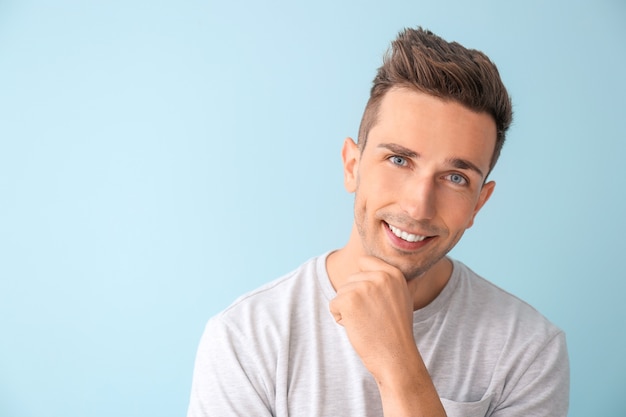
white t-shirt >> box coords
[187,253,569,417]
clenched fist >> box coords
[329,256,416,379]
[329,256,446,417]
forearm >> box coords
[375,346,447,417]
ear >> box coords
[467,180,495,228]
[341,137,360,193]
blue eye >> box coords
[447,173,468,185]
[390,156,407,166]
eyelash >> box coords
[388,155,409,167]
[388,155,470,186]
[444,173,469,186]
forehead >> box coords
[367,88,497,172]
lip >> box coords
[383,221,434,251]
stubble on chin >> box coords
[355,222,438,281]
[356,220,461,283]
[353,193,463,281]
[354,212,445,281]
[384,252,440,282]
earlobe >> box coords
[341,137,360,193]
[467,180,495,228]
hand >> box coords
[329,256,447,416]
[329,256,416,380]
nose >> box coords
[399,176,437,221]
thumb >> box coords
[328,298,344,326]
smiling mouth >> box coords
[387,223,428,242]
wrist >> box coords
[374,348,447,417]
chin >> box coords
[379,254,434,281]
[396,246,453,278]
[400,265,431,281]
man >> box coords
[187,27,569,417]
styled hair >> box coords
[358,27,513,172]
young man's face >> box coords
[342,88,497,280]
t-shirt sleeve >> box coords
[186,317,274,417]
[492,330,570,417]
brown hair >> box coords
[358,27,513,173]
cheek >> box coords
[359,169,395,198]
[440,196,480,228]
[354,175,386,213]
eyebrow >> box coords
[377,142,485,179]
[446,157,485,179]
[377,143,418,158]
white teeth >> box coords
[388,224,426,242]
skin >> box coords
[327,87,497,416]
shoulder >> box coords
[198,253,334,371]
[211,253,330,334]
[448,260,566,358]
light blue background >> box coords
[1,1,624,416]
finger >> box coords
[357,256,405,281]
[328,299,344,325]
